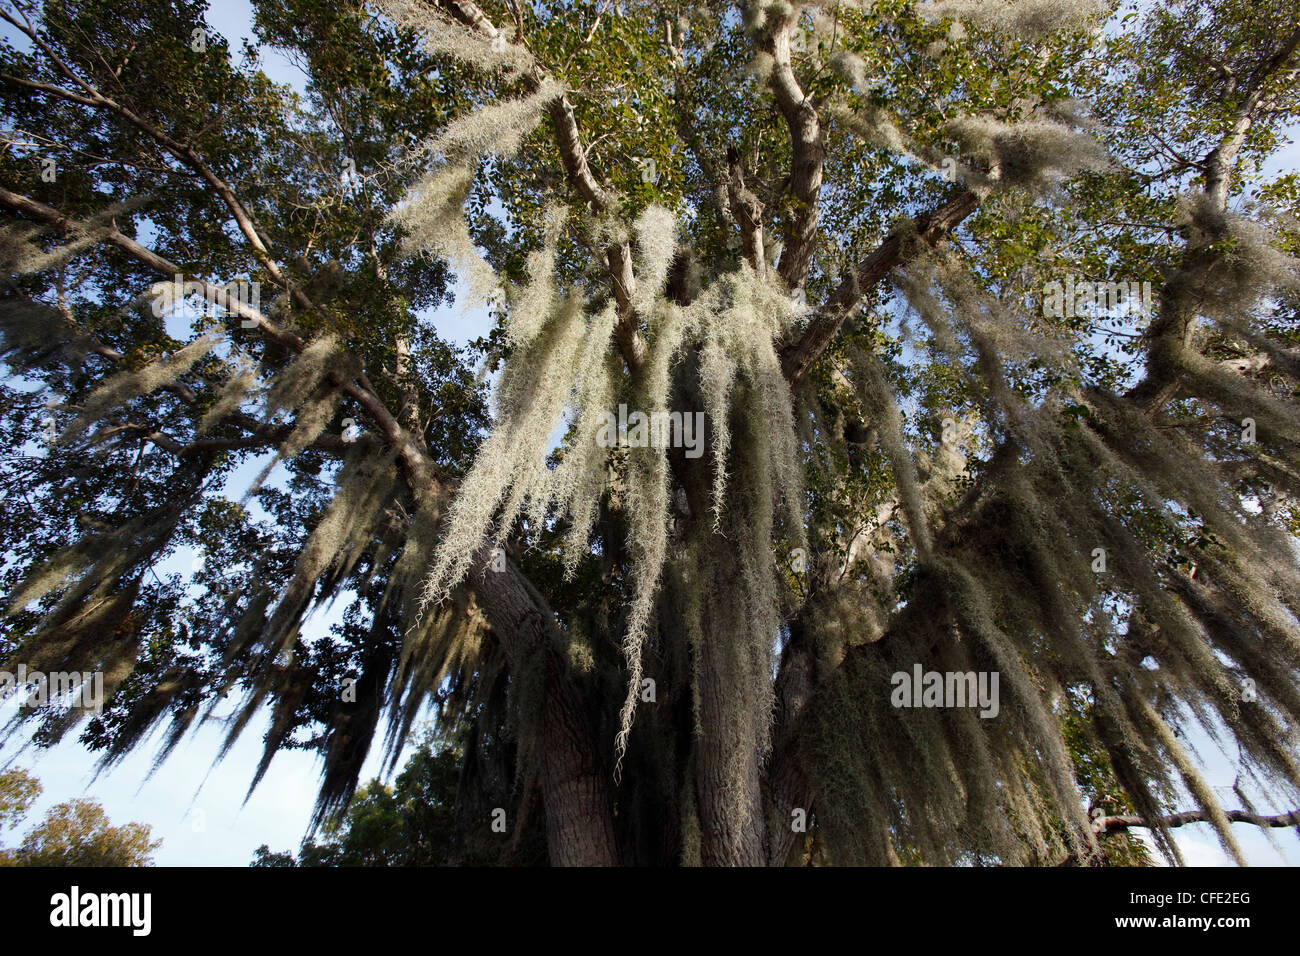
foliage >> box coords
[0,766,39,830]
[0,767,161,865]
[251,730,544,865]
[2,0,1300,866]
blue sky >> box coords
[1,0,1297,867]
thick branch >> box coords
[1100,807,1300,833]
[779,188,981,386]
[758,12,824,288]
[727,145,766,278]
[468,548,620,866]
[432,0,645,375]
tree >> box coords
[251,730,545,865]
[2,0,1300,866]
[0,767,40,830]
[0,768,161,865]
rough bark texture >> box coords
[693,532,768,867]
[470,557,620,866]
[695,654,768,865]
[764,637,815,866]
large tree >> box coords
[2,0,1300,866]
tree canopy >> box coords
[2,0,1300,866]
[0,767,161,865]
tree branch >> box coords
[779,187,982,386]
[755,9,824,289]
[727,145,766,277]
[0,183,436,496]
[431,0,647,375]
[2,180,618,861]
[0,8,318,314]
[1126,25,1300,413]
[1100,807,1300,833]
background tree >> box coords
[0,767,161,865]
[0,766,39,830]
[251,729,545,865]
[2,0,1300,866]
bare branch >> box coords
[755,10,824,289]
[779,188,982,386]
[1100,807,1300,833]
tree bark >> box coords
[469,556,620,866]
[695,644,768,866]
[692,534,768,867]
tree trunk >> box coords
[693,535,769,866]
[470,556,619,865]
[536,653,621,866]
[695,629,768,865]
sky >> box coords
[1,0,1297,867]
